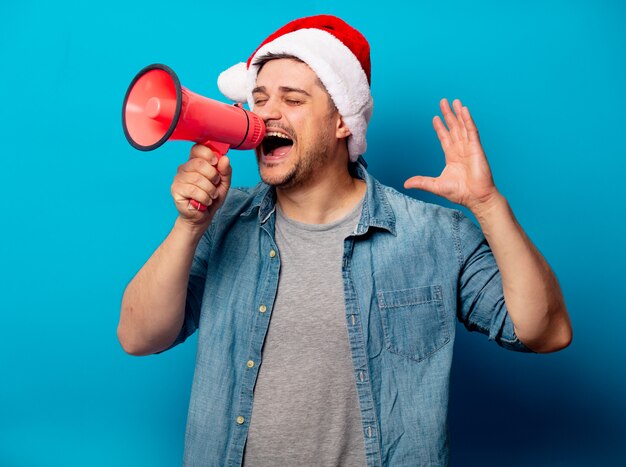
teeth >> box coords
[265,131,291,139]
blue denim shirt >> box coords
[171,163,533,466]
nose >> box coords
[253,97,282,123]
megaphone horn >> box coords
[122,64,266,210]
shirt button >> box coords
[247,360,255,368]
[269,249,276,258]
[259,304,267,313]
[236,416,245,425]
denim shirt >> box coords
[171,163,533,467]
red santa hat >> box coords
[217,15,373,162]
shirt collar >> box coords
[353,161,396,236]
[239,183,276,223]
[240,161,396,235]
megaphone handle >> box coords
[188,140,230,212]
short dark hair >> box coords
[253,52,304,70]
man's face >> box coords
[252,58,342,189]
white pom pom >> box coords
[217,62,249,103]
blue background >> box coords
[1,0,625,465]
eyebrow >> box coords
[252,86,312,97]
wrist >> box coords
[173,216,211,244]
[470,191,508,224]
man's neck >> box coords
[275,164,366,225]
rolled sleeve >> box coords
[454,211,535,353]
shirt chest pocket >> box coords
[377,285,450,362]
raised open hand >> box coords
[404,98,499,213]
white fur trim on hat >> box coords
[217,62,248,103]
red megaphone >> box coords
[122,63,265,211]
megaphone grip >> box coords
[188,200,207,212]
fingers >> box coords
[433,116,452,150]
[189,144,219,165]
[171,145,232,217]
[460,105,480,143]
[403,175,441,196]
[172,175,216,209]
[437,98,474,142]
[178,157,222,185]
[176,170,220,200]
[452,99,468,140]
[216,155,233,189]
[440,98,461,141]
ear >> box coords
[335,114,352,139]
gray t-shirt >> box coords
[243,200,366,466]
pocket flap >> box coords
[377,285,442,309]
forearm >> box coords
[472,193,572,353]
[118,217,207,356]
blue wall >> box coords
[1,1,625,465]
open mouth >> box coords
[261,131,294,159]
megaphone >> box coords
[122,63,265,210]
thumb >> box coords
[404,176,441,195]
[216,155,233,191]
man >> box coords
[118,15,572,466]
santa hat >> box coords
[217,15,373,162]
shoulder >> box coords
[368,177,484,267]
[373,178,464,230]
[198,183,269,246]
[224,183,263,204]
[218,182,270,216]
